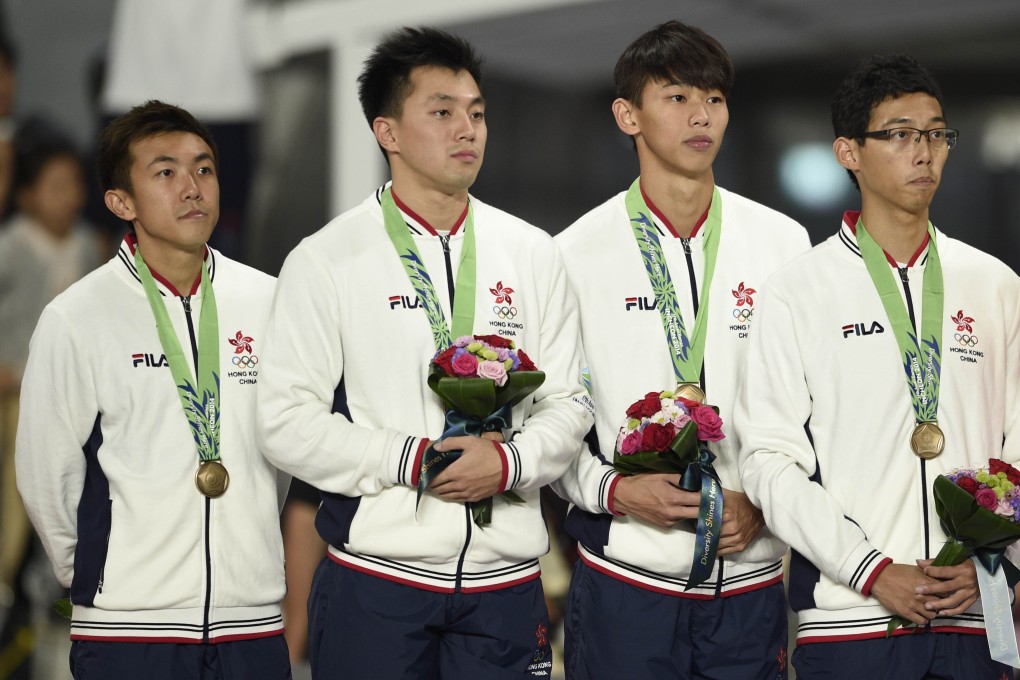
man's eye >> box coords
[157,169,173,177]
[671,95,686,103]
[890,129,911,140]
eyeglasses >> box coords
[860,127,959,151]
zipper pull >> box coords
[181,296,192,314]
[439,234,451,254]
[898,267,909,285]
[681,237,692,256]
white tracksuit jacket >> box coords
[737,213,1020,643]
[256,187,593,592]
[553,184,810,597]
[16,236,287,642]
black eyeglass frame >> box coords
[858,127,959,149]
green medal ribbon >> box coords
[134,249,221,464]
[855,219,943,424]
[625,178,722,385]
[381,188,485,511]
[380,187,476,347]
[624,179,725,579]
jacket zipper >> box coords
[182,295,214,640]
[97,498,113,593]
[898,267,931,560]
[437,234,473,591]
[682,237,722,592]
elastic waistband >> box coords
[327,545,541,593]
[578,544,783,599]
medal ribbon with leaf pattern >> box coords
[134,249,221,464]
[381,187,476,346]
[625,178,722,384]
[855,218,943,424]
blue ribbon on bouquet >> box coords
[416,404,513,521]
[678,447,724,590]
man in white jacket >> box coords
[737,54,1019,678]
[16,101,289,679]
[552,20,809,680]
[256,26,592,679]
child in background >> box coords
[0,118,100,678]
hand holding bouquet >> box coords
[420,334,544,526]
[614,387,725,589]
[887,459,1020,665]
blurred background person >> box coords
[96,0,258,258]
[0,116,100,680]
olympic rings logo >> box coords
[232,355,260,368]
[954,334,978,347]
[493,305,518,320]
[732,308,753,321]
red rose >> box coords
[640,423,674,452]
[516,349,538,371]
[433,346,458,376]
[475,334,514,349]
[626,392,663,419]
[956,476,979,496]
[677,397,702,412]
[989,459,1020,485]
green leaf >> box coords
[54,598,72,620]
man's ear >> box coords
[105,188,136,223]
[612,98,640,138]
[373,117,399,155]
[833,137,860,173]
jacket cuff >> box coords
[860,557,892,597]
[839,542,890,595]
[493,442,510,492]
[500,441,523,491]
[604,472,624,516]
[389,436,428,488]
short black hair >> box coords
[12,117,82,193]
[614,20,733,108]
[831,54,944,189]
[98,100,218,194]
[357,26,482,157]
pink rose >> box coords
[477,360,508,386]
[619,430,643,455]
[690,406,725,442]
[995,498,1015,518]
[451,350,479,377]
[975,488,998,512]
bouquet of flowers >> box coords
[614,387,725,589]
[887,459,1020,651]
[420,334,544,526]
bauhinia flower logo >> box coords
[732,281,756,307]
[489,281,514,305]
[951,310,974,333]
[228,330,253,354]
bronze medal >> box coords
[910,422,945,460]
[195,460,230,498]
[675,383,706,405]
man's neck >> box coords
[638,170,714,238]
[858,203,929,264]
[135,237,205,295]
[390,180,469,234]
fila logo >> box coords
[625,296,656,311]
[841,321,885,338]
[132,353,168,368]
[388,295,421,310]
